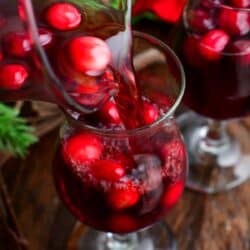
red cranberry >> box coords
[0,64,28,90]
[142,99,159,125]
[62,132,103,167]
[91,159,125,182]
[3,32,31,57]
[107,182,139,210]
[218,8,250,36]
[229,0,250,8]
[199,29,230,61]
[99,99,121,125]
[108,214,138,233]
[227,39,250,65]
[188,9,215,33]
[3,29,54,57]
[45,3,82,30]
[161,180,184,208]
[182,35,206,67]
[68,36,111,75]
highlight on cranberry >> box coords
[229,0,250,8]
[0,64,29,90]
[198,29,230,61]
[45,2,82,30]
[62,132,103,171]
[188,9,215,33]
[218,8,250,36]
[68,36,111,75]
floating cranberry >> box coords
[45,3,82,30]
[161,180,184,208]
[62,133,103,167]
[199,29,230,61]
[229,0,250,8]
[142,99,159,125]
[68,36,111,75]
[99,99,121,124]
[108,214,138,233]
[228,39,250,65]
[107,183,139,210]
[91,159,125,182]
[188,9,215,33]
[218,8,250,36]
[0,64,28,90]
[3,29,54,58]
[3,32,31,57]
[182,35,206,68]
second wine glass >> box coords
[170,0,250,193]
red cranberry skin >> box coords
[218,8,250,36]
[45,3,82,30]
[91,159,125,182]
[0,64,28,90]
[198,29,230,61]
[3,29,54,58]
[62,133,103,168]
[99,99,121,125]
[188,9,215,33]
[3,33,31,57]
[161,180,184,208]
[182,35,206,68]
[142,100,159,125]
[229,0,250,8]
[107,183,140,210]
[68,36,111,75]
[228,39,250,65]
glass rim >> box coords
[67,31,186,137]
[205,0,250,11]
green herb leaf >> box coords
[0,103,38,158]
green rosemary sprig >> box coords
[0,103,38,158]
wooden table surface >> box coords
[1,21,250,250]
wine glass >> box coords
[52,31,187,250]
[170,0,250,193]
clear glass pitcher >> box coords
[0,0,131,114]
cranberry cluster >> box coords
[183,0,250,65]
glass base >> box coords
[68,222,177,250]
[177,111,250,194]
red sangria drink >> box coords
[170,0,250,193]
[52,31,186,250]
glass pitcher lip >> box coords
[66,31,186,137]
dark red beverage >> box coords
[172,0,250,119]
[53,116,187,234]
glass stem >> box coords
[102,232,138,250]
[199,119,230,155]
